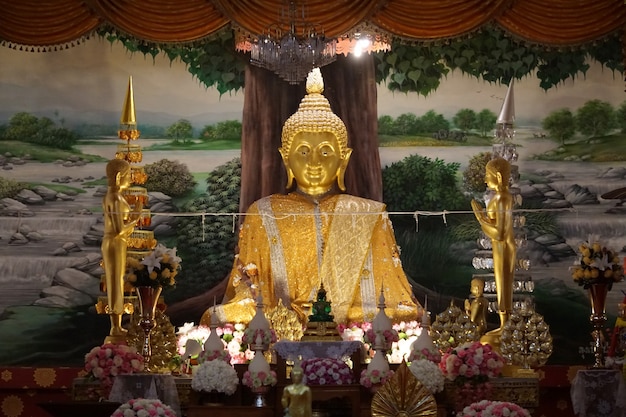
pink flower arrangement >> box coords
[460,400,530,417]
[242,369,277,389]
[359,369,394,388]
[111,398,177,417]
[84,343,144,389]
[301,358,354,385]
[439,342,505,413]
[242,328,278,346]
[439,341,504,383]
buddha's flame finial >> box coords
[497,78,515,125]
[306,67,324,95]
[120,76,136,126]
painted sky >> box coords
[0,38,624,127]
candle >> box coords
[422,295,430,326]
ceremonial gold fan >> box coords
[371,361,438,417]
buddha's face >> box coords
[291,370,303,384]
[117,168,132,189]
[470,281,483,296]
[485,167,499,190]
[283,131,351,196]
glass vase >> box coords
[136,285,162,371]
[251,385,270,407]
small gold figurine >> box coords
[471,157,516,346]
[464,277,488,336]
[101,158,143,343]
[281,361,312,417]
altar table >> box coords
[273,341,364,417]
[570,369,626,417]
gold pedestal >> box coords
[301,321,342,341]
[480,331,501,350]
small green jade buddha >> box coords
[308,283,334,323]
[302,283,341,341]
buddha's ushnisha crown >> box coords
[280,68,349,157]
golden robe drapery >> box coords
[201,192,419,326]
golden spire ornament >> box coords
[118,76,140,141]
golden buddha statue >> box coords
[281,362,312,417]
[102,158,143,343]
[464,277,488,336]
[471,157,516,341]
[201,68,420,327]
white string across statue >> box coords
[13,205,578,235]
[118,206,577,234]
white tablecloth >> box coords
[274,340,363,361]
[109,374,181,417]
[571,369,626,417]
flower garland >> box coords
[364,328,400,349]
[242,369,278,389]
[84,343,144,389]
[242,328,278,347]
[301,358,353,385]
[408,359,445,394]
[460,400,530,417]
[359,369,394,388]
[111,398,177,417]
[192,359,239,395]
[198,348,231,364]
[408,346,442,364]
[126,243,182,288]
[571,237,624,289]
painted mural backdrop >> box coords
[0,38,625,366]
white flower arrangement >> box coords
[191,359,239,395]
[409,358,445,394]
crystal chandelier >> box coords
[249,1,336,84]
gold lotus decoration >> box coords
[267,299,304,341]
[371,361,438,417]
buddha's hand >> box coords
[470,199,485,220]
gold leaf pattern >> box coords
[33,368,56,387]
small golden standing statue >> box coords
[471,157,516,346]
[281,361,312,417]
[465,277,488,336]
[102,158,143,343]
